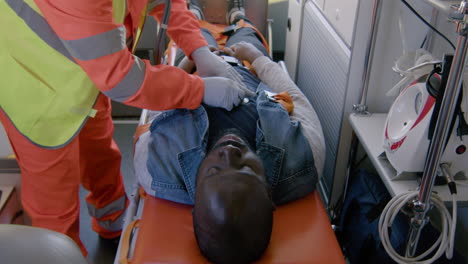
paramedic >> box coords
[142,11,326,263]
[0,0,250,256]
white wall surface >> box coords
[364,0,444,113]
[322,0,359,46]
[303,0,455,113]
[285,0,360,79]
[312,0,324,10]
[284,0,305,79]
[308,0,359,46]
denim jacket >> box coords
[147,83,318,206]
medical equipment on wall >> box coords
[383,72,468,179]
[378,190,457,264]
[376,0,468,262]
[380,74,462,263]
[381,53,467,263]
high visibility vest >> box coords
[0,0,139,149]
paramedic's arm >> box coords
[149,0,207,58]
[35,0,204,111]
[226,42,326,175]
[150,0,250,90]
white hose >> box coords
[378,191,457,264]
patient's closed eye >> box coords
[241,165,255,174]
[207,167,219,176]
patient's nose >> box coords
[218,145,242,166]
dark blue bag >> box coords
[338,169,408,264]
[337,169,465,264]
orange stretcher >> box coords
[114,18,345,264]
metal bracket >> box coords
[352,104,371,116]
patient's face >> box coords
[194,133,273,263]
[198,133,265,185]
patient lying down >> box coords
[139,19,325,264]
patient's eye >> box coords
[207,167,219,176]
[241,165,256,174]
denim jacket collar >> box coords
[178,83,288,201]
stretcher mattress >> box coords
[130,191,344,263]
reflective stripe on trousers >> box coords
[95,208,127,232]
[87,195,128,232]
[0,94,127,256]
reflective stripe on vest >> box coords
[61,26,127,61]
[54,0,148,102]
[6,0,75,62]
[103,56,147,102]
[0,0,99,148]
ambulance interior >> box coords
[1,0,468,263]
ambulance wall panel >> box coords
[296,1,350,205]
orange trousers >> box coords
[0,94,128,256]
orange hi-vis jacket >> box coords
[34,0,208,111]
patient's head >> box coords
[193,133,274,264]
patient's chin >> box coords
[207,128,253,151]
[215,133,246,146]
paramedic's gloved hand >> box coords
[192,46,246,86]
[224,42,264,64]
[178,56,195,73]
[178,46,218,73]
[202,77,250,111]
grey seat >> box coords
[0,224,87,264]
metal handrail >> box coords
[353,0,383,115]
[405,0,468,257]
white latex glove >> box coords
[178,56,195,73]
[224,41,264,64]
[191,46,246,86]
[192,46,254,110]
[202,77,253,111]
[178,46,218,73]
